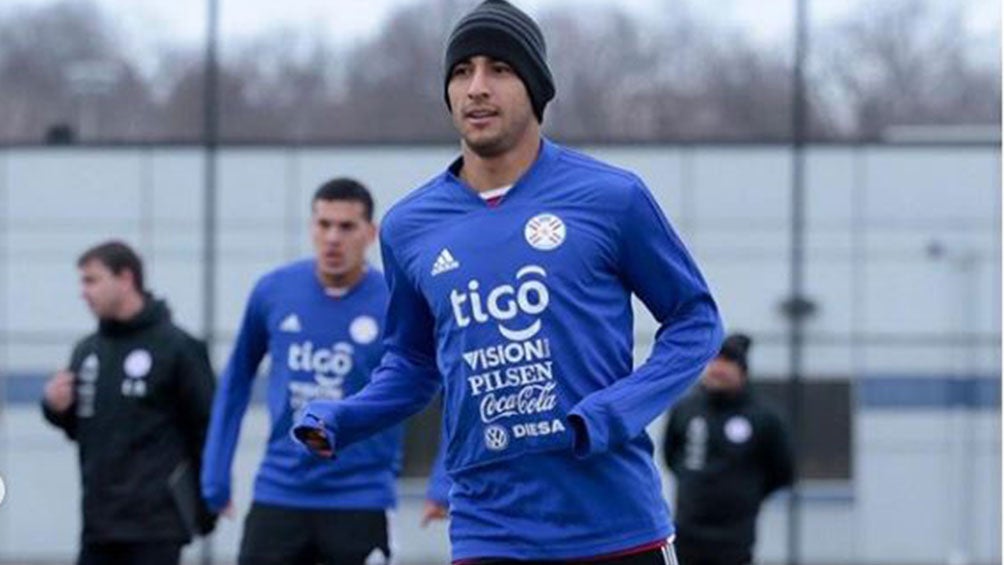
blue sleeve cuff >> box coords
[201,486,230,513]
[567,401,611,458]
[290,410,337,455]
[426,479,451,505]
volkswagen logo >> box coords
[484,425,510,452]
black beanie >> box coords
[443,0,555,122]
[717,333,753,375]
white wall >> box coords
[0,143,999,564]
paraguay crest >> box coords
[524,213,566,251]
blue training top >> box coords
[202,261,403,511]
[296,139,723,559]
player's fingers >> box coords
[307,438,333,458]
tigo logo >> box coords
[288,341,354,377]
[450,265,549,341]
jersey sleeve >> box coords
[200,280,269,512]
[426,422,452,505]
[568,180,723,457]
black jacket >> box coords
[663,386,794,553]
[42,298,215,544]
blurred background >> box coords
[0,0,999,563]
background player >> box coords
[201,179,400,565]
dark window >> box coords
[755,379,852,480]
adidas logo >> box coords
[279,314,302,333]
[431,248,460,276]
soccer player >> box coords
[293,1,724,562]
[201,179,401,565]
[41,241,216,565]
[663,334,794,565]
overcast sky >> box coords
[2,0,998,51]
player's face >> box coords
[311,199,375,282]
[448,56,536,158]
[79,260,130,319]
[701,358,745,392]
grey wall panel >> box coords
[0,144,999,564]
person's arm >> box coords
[177,336,216,467]
[176,335,219,534]
[200,282,269,513]
[41,372,78,440]
[662,408,684,474]
[568,181,723,458]
[293,237,442,457]
[421,446,451,527]
[761,410,795,497]
[41,346,82,440]
[425,426,451,505]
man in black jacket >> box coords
[663,334,794,565]
[41,240,216,565]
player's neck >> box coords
[460,128,541,193]
[316,264,366,295]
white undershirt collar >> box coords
[479,185,513,200]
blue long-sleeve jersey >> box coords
[202,261,402,511]
[296,139,723,560]
[426,426,451,505]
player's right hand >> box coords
[300,427,334,458]
[292,413,335,458]
[43,370,75,412]
[221,501,236,519]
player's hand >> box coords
[420,500,449,527]
[43,370,75,412]
[221,501,236,519]
[294,425,334,458]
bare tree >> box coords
[817,0,1000,139]
[0,0,154,141]
[538,6,662,141]
[332,0,463,141]
[0,0,997,143]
